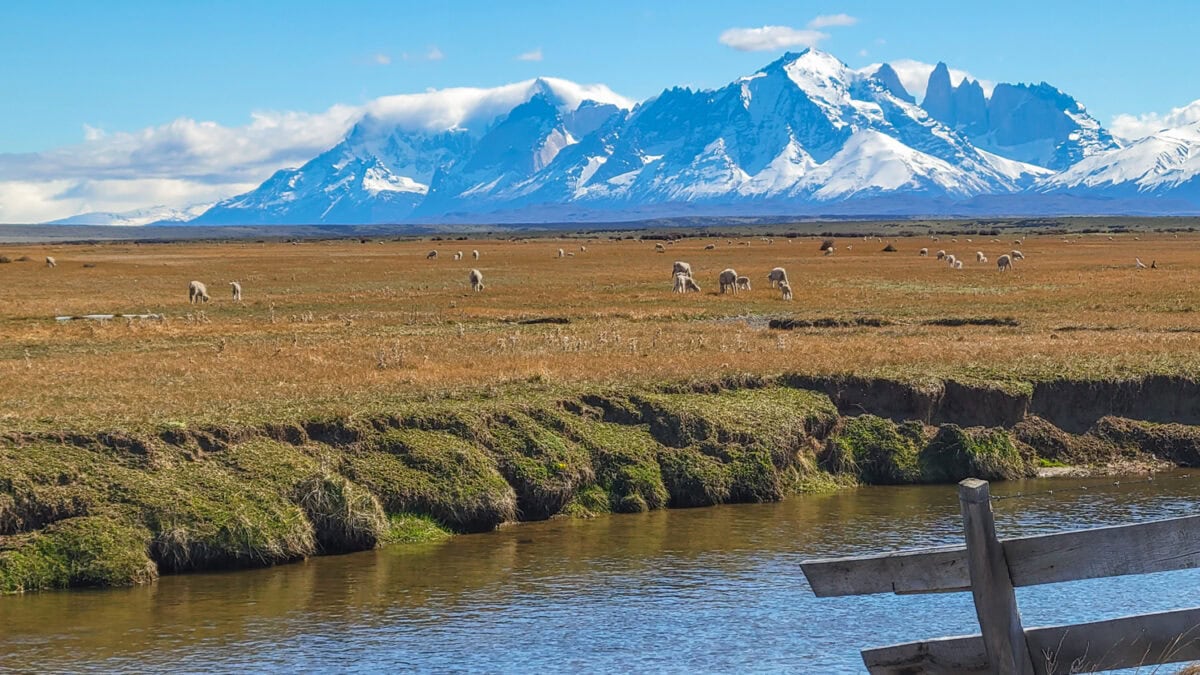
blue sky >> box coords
[1,0,1198,221]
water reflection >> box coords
[2,473,1198,673]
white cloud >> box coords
[719,26,829,52]
[372,53,392,65]
[516,48,543,62]
[808,14,858,29]
[860,58,995,101]
[1110,99,1200,141]
[426,46,444,61]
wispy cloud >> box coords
[719,26,829,52]
[516,48,543,62]
[1110,99,1200,141]
[372,53,392,65]
[808,14,858,29]
[719,14,857,52]
[425,46,444,61]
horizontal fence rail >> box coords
[799,479,1200,674]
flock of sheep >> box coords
[670,260,793,300]
[918,243,1025,271]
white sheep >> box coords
[45,256,56,268]
[919,248,928,257]
[580,245,587,253]
[704,243,716,250]
[426,250,438,260]
[997,254,1012,272]
[1011,250,1025,260]
[1135,258,1147,270]
[558,248,565,258]
[718,268,738,294]
[975,251,985,262]
[779,281,793,301]
[673,272,701,293]
[936,250,946,260]
[945,254,957,267]
[767,267,788,288]
[953,260,963,269]
[823,247,834,256]
[736,275,751,291]
[469,268,485,292]
[453,252,463,261]
[654,243,666,252]
[188,280,210,304]
[229,281,242,302]
[978,255,988,264]
[472,249,480,260]
[672,261,693,279]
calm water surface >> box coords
[4,473,1200,673]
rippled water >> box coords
[4,473,1200,673]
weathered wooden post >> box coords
[958,478,1035,675]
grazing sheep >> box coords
[767,267,788,287]
[472,249,480,260]
[672,261,693,279]
[779,281,793,301]
[558,248,565,258]
[704,243,716,250]
[953,260,963,269]
[453,252,463,261]
[975,251,985,262]
[469,268,485,292]
[936,250,946,260]
[673,272,701,293]
[427,250,438,259]
[1135,258,1147,269]
[735,275,751,291]
[580,245,587,253]
[823,247,834,256]
[229,281,242,302]
[919,248,928,257]
[718,268,738,294]
[945,254,956,267]
[188,280,210,304]
[45,256,56,268]
[997,254,1012,272]
[1152,260,1158,269]
[978,255,988,264]
[1011,250,1025,260]
[654,243,666,252]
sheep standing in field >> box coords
[452,252,462,261]
[997,254,1012,272]
[736,275,752,291]
[767,267,788,288]
[188,280,210,304]
[1136,258,1147,269]
[779,281,793,301]
[427,250,438,260]
[975,251,986,262]
[936,250,946,260]
[654,242,666,253]
[45,256,56,268]
[673,272,701,293]
[919,248,928,257]
[469,268,485,292]
[472,249,480,260]
[718,268,738,294]
[672,261,693,279]
[229,281,242,302]
[557,248,565,258]
[703,243,716,250]
[978,255,988,264]
[1011,250,1025,261]
[945,254,957,267]
[953,260,964,269]
[823,247,834,256]
[580,245,587,253]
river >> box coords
[3,473,1199,673]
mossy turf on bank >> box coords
[1,379,1194,593]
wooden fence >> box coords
[800,478,1200,674]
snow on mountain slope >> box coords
[48,203,212,226]
[1040,121,1200,195]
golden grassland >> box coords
[3,230,1200,432]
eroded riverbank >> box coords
[3,374,1199,592]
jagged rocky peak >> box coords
[871,63,914,103]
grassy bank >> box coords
[4,377,1199,593]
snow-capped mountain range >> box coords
[123,50,1200,225]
